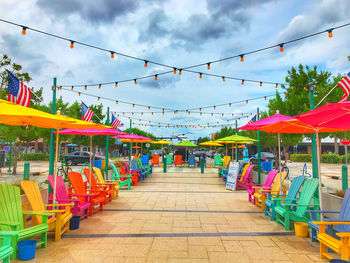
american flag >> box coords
[111,114,121,129]
[7,70,31,107]
[338,72,350,102]
[248,114,257,124]
[82,102,94,122]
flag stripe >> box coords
[338,74,350,102]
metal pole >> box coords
[53,129,59,203]
[235,120,238,162]
[129,119,132,162]
[257,107,261,184]
[89,135,92,190]
[316,131,323,215]
[105,107,110,177]
[309,79,318,179]
[48,77,57,195]
[278,133,282,195]
[7,143,12,172]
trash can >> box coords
[294,222,308,237]
[0,150,5,168]
[261,161,273,172]
[94,160,102,169]
[69,216,80,230]
[18,240,37,261]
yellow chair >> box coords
[252,172,287,210]
[21,181,73,241]
[93,167,120,197]
[238,164,249,182]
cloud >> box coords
[36,0,139,23]
[140,74,180,89]
[138,9,169,42]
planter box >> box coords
[321,192,344,219]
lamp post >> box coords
[308,78,318,179]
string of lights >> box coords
[59,86,287,112]
[1,19,348,87]
[111,110,256,117]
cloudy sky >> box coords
[0,0,349,140]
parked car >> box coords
[63,151,105,165]
[150,149,164,156]
[250,152,274,165]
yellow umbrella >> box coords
[0,99,107,202]
[153,140,173,145]
[199,141,223,147]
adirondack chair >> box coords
[188,155,196,168]
[309,188,350,243]
[67,172,105,216]
[236,165,254,190]
[119,161,139,185]
[131,159,147,180]
[237,163,249,182]
[165,155,172,166]
[252,171,287,210]
[141,155,149,165]
[137,158,152,174]
[247,169,278,204]
[275,178,319,230]
[48,174,90,219]
[93,167,120,196]
[265,175,306,221]
[110,163,131,190]
[219,156,231,178]
[152,155,160,167]
[0,184,51,260]
[83,168,114,202]
[136,158,149,177]
[174,155,183,167]
[21,181,73,242]
[0,231,18,263]
[214,155,223,167]
[223,156,231,168]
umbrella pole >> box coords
[236,144,238,162]
[278,133,282,195]
[231,144,233,159]
[316,131,323,218]
[226,144,227,156]
[53,129,59,204]
[89,135,92,190]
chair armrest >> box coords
[285,203,318,207]
[0,221,20,227]
[64,198,80,203]
[306,210,340,214]
[313,221,350,226]
[0,231,19,236]
[253,186,272,190]
[337,232,350,237]
[23,211,54,217]
[272,198,297,202]
[44,203,73,207]
[270,194,288,197]
[69,193,94,197]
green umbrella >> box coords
[215,135,256,160]
[175,140,197,162]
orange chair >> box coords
[67,172,105,216]
[118,162,138,186]
[83,168,114,204]
[152,155,160,167]
[174,155,183,167]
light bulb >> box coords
[242,80,244,85]
[116,101,118,104]
[328,30,333,38]
[222,77,225,82]
[98,84,101,89]
[154,75,158,80]
[229,103,231,107]
[179,69,182,75]
[260,82,262,87]
[279,44,284,52]
[199,73,202,79]
[71,86,73,91]
[275,84,278,89]
[22,27,27,35]
[144,61,148,67]
[115,82,118,87]
[70,41,74,49]
[110,52,115,59]
[78,92,81,96]
[207,63,211,70]
[173,68,177,74]
[84,85,87,90]
[134,79,137,85]
[240,55,244,62]
[246,100,248,104]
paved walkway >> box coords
[17,169,327,263]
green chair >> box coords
[137,158,151,176]
[214,155,223,167]
[0,231,18,263]
[275,178,319,230]
[165,155,173,166]
[0,184,51,259]
[111,163,131,190]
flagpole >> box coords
[316,83,338,107]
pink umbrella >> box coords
[58,128,126,188]
[239,111,293,193]
[113,134,153,159]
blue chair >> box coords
[142,155,149,165]
[131,159,147,180]
[309,188,350,242]
[188,155,196,167]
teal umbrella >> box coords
[175,140,197,162]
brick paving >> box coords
[15,169,327,262]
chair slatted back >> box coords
[48,174,69,201]
[335,188,350,232]
[188,155,195,166]
[285,176,306,205]
[68,172,87,204]
[21,181,46,224]
[0,184,24,231]
[264,170,279,188]
[270,172,288,195]
[295,178,319,216]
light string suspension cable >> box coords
[60,86,286,111]
[2,18,349,86]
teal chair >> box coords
[165,155,173,166]
[214,155,223,167]
[110,163,131,190]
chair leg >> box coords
[270,207,276,221]
[42,231,48,248]
[311,228,318,242]
[55,215,62,241]
[341,237,349,260]
[319,242,327,259]
[3,256,10,263]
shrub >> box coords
[341,154,350,164]
[290,154,312,162]
[19,153,49,161]
[321,153,342,164]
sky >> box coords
[0,0,349,141]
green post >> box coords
[235,120,238,162]
[309,79,318,179]
[48,78,57,193]
[23,161,30,180]
[105,107,110,178]
[129,119,132,162]
[163,156,167,173]
[7,143,12,172]
[200,156,204,174]
[342,165,348,190]
[257,107,261,184]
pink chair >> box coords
[247,169,278,204]
[48,174,90,219]
[236,165,254,191]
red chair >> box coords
[118,161,139,186]
[152,155,160,167]
[174,155,183,167]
